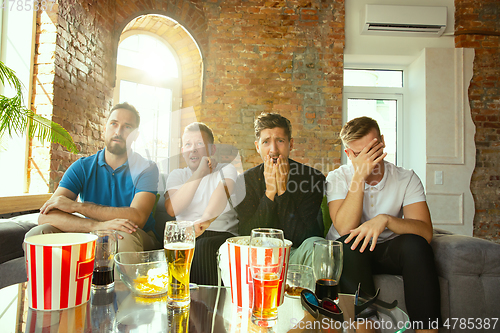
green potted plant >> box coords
[0,60,78,153]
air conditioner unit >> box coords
[361,4,447,37]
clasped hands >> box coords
[263,154,289,198]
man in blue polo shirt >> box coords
[26,102,160,252]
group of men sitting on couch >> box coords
[11,102,440,332]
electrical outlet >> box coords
[435,171,443,185]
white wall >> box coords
[344,0,455,66]
[424,48,475,236]
[405,50,426,183]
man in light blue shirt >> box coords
[27,102,160,252]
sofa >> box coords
[375,229,500,333]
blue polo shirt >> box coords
[59,149,159,238]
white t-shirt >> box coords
[325,161,426,242]
[166,163,239,234]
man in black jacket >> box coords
[235,113,325,265]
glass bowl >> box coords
[114,250,168,297]
[285,264,314,298]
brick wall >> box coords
[37,0,345,193]
[31,0,117,191]
[455,0,500,242]
[202,0,344,171]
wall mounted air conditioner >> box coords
[361,4,447,37]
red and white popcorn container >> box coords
[25,233,98,311]
[219,236,292,309]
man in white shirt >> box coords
[165,122,238,285]
[326,117,440,333]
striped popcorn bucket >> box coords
[219,236,292,309]
[25,233,98,311]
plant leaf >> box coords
[0,60,79,154]
[29,114,79,154]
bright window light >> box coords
[119,80,172,173]
[118,34,178,78]
[346,98,397,164]
[344,69,403,88]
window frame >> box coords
[114,30,183,175]
[343,68,406,166]
[0,8,37,197]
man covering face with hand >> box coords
[326,116,441,333]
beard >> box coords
[105,137,127,156]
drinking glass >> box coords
[249,228,285,327]
[312,240,343,302]
[91,230,118,289]
[285,264,314,298]
[164,221,196,308]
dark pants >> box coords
[337,234,442,329]
[190,230,234,286]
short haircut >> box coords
[109,102,140,128]
[340,116,381,147]
[184,122,215,144]
[254,113,292,140]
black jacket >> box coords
[235,159,325,247]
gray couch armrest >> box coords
[431,232,500,276]
[0,257,27,289]
[0,215,38,264]
[430,233,500,319]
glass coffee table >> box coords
[9,281,409,332]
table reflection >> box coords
[22,283,408,333]
[26,301,91,332]
[25,282,230,332]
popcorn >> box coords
[133,268,168,294]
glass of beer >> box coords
[312,240,343,302]
[249,228,285,327]
[164,221,195,308]
[91,230,118,289]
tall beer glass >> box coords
[164,221,195,308]
[249,228,285,327]
[312,240,343,302]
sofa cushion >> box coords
[0,216,38,264]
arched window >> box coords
[114,32,182,175]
